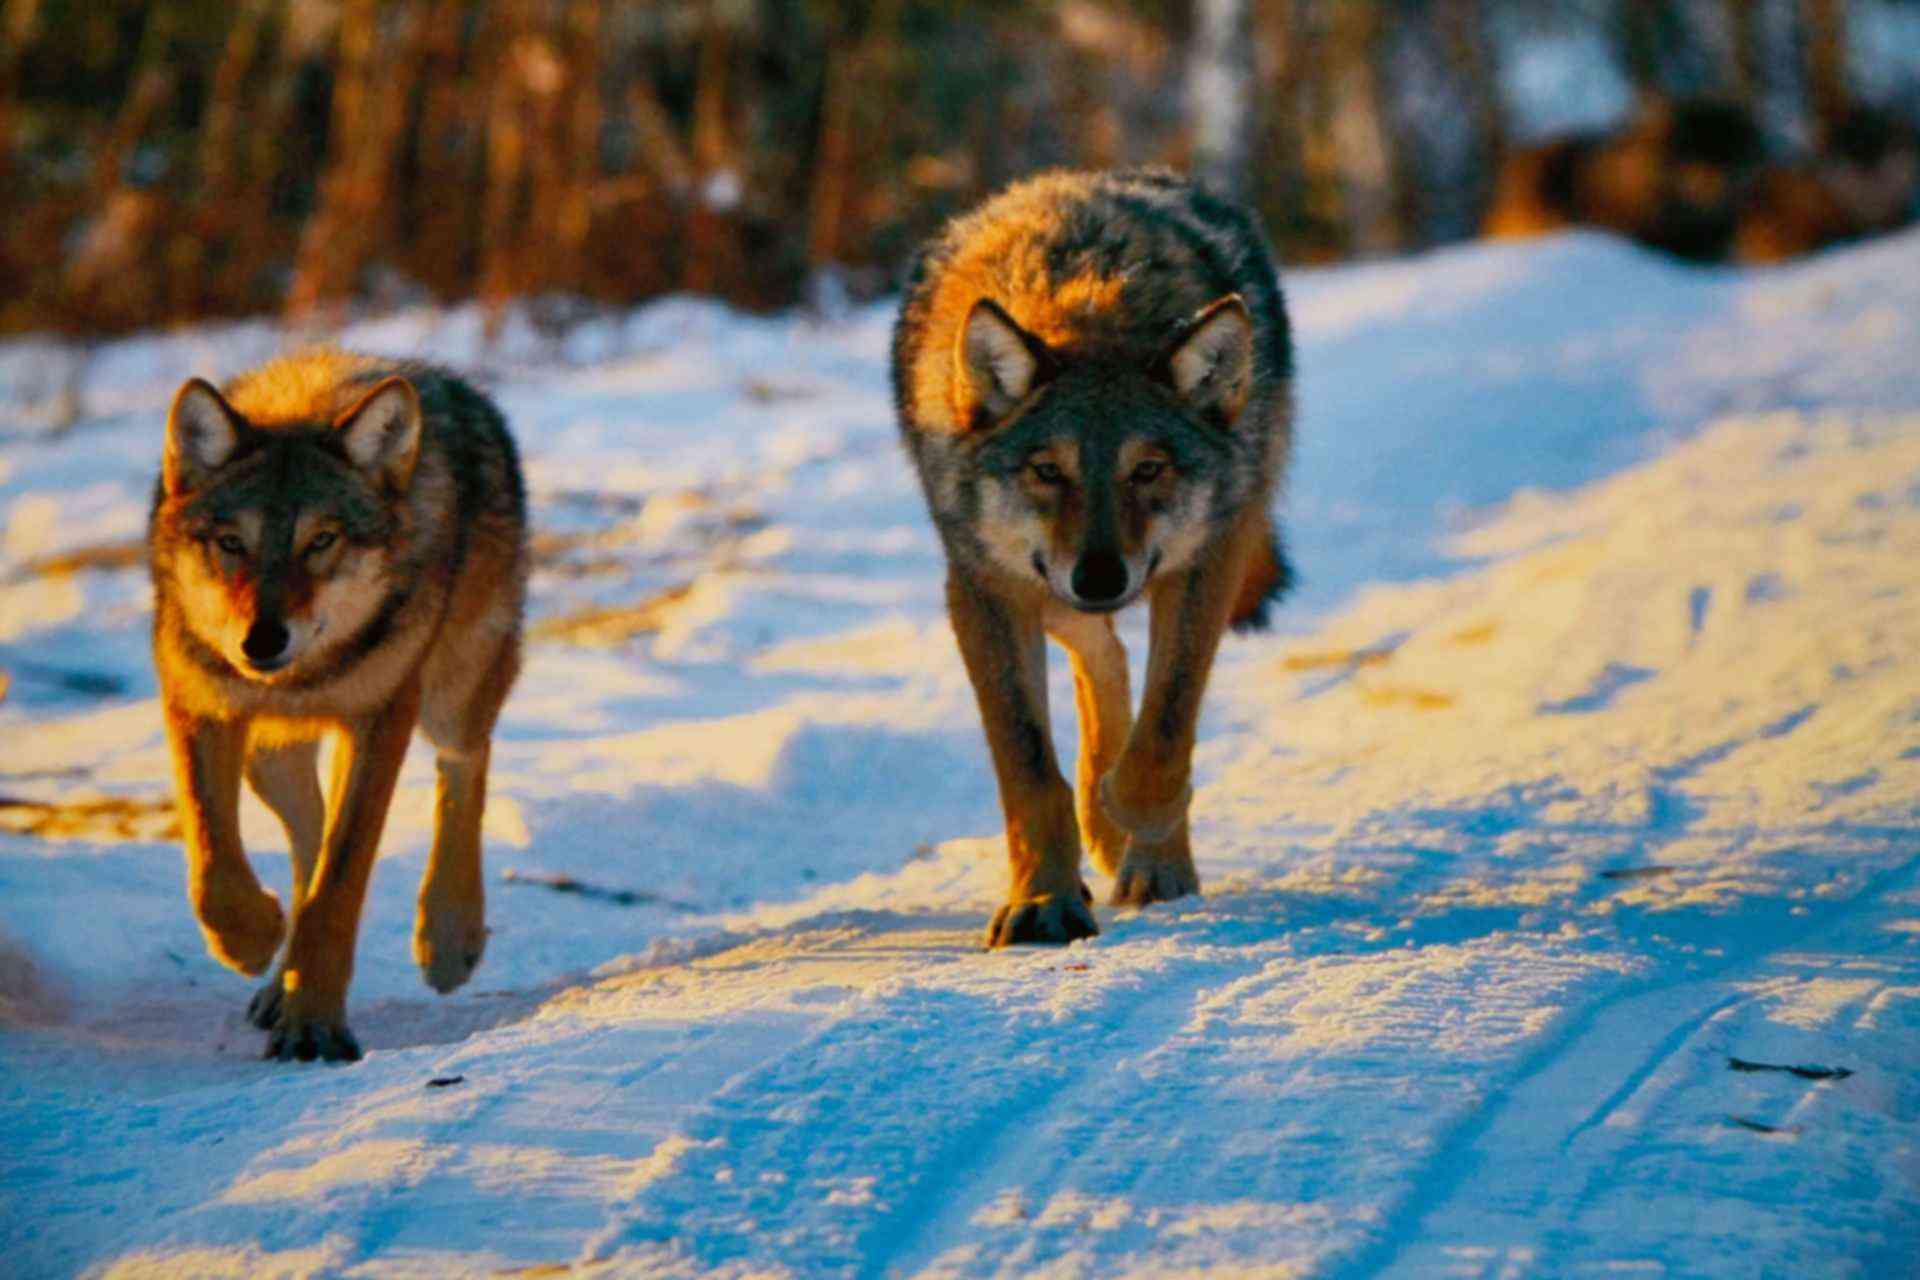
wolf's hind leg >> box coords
[243,738,323,1028]
[414,636,519,993]
[165,709,284,976]
[1045,606,1132,879]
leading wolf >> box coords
[148,350,528,1060]
[893,169,1292,947]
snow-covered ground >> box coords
[2,227,1917,1277]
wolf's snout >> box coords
[243,618,290,666]
[1072,551,1129,604]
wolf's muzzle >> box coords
[243,618,291,669]
[1071,550,1129,605]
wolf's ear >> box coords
[164,379,246,495]
[335,376,422,490]
[1162,295,1254,425]
[957,299,1050,426]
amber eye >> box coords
[306,530,338,556]
[1030,460,1066,485]
[1130,460,1167,484]
[215,532,246,556]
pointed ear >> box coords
[1162,295,1254,425]
[334,376,422,490]
[164,379,246,495]
[956,299,1051,427]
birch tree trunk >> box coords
[1187,0,1254,202]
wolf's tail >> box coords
[1229,520,1293,634]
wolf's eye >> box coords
[1030,461,1066,485]
[215,533,246,556]
[306,531,338,556]
[1129,460,1167,485]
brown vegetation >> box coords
[0,1,1911,341]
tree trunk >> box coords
[1800,0,1847,131]
[683,5,733,295]
[480,0,534,324]
[1328,1,1401,255]
[0,0,44,193]
[807,36,855,273]
[558,0,605,295]
[1726,0,1761,105]
[1295,1,1348,260]
[1187,0,1255,202]
[1441,0,1504,167]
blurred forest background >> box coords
[2,0,1917,343]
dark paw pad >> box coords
[986,892,1100,948]
[1111,857,1200,908]
[265,1016,362,1063]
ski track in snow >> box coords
[2,230,1919,1276]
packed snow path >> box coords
[2,230,1917,1276]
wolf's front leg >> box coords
[164,707,284,975]
[413,743,491,993]
[242,738,324,1028]
[948,572,1097,947]
[1102,527,1251,907]
[1045,607,1133,878]
[266,680,421,1062]
[414,633,519,993]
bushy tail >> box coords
[1229,521,1292,634]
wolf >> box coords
[892,169,1292,947]
[148,350,528,1060]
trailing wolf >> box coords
[148,350,528,1060]
[893,169,1292,947]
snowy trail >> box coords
[3,230,1919,1276]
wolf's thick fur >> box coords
[892,169,1293,947]
[148,349,527,1060]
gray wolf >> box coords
[148,349,528,1060]
[892,169,1293,947]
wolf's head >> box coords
[152,375,422,681]
[952,295,1254,613]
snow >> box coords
[3,226,1920,1277]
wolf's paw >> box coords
[197,886,285,977]
[264,998,362,1063]
[986,891,1099,948]
[414,904,487,995]
[1111,852,1200,907]
[246,973,285,1030]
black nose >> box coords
[1071,551,1129,603]
[243,619,290,665]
